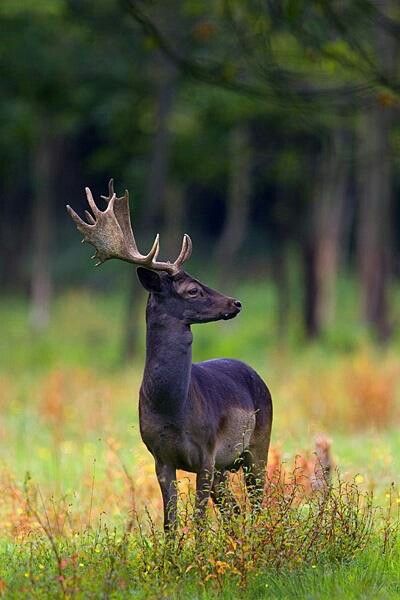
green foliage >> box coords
[0,0,65,18]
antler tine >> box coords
[100,178,115,204]
[142,233,192,275]
[85,187,101,216]
[173,234,192,270]
[85,210,96,224]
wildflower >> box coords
[215,560,230,574]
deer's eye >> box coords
[187,287,199,297]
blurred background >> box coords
[0,0,400,530]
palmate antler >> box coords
[66,180,192,275]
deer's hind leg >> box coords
[195,461,214,521]
[243,430,270,510]
[210,470,240,516]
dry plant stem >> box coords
[24,479,67,598]
[88,458,96,530]
[105,440,137,532]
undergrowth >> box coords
[0,471,397,598]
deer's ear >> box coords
[136,267,162,293]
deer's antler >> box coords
[66,179,192,275]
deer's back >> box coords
[191,358,270,418]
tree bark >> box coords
[142,56,178,231]
[271,241,290,339]
[29,121,60,332]
[215,123,252,282]
[313,129,350,332]
[0,175,26,293]
[302,129,350,338]
[356,0,396,341]
[302,238,319,338]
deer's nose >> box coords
[233,299,242,309]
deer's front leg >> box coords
[155,461,177,532]
[195,462,214,522]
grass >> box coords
[0,471,397,599]
[1,284,400,597]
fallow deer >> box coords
[67,180,273,530]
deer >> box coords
[67,180,273,531]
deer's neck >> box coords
[141,301,193,418]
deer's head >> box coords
[67,180,241,325]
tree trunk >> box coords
[313,129,350,332]
[0,175,27,293]
[271,242,290,339]
[29,121,60,332]
[121,56,178,362]
[302,129,350,339]
[215,124,252,282]
[302,238,319,338]
[356,0,396,341]
[142,56,178,231]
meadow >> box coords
[1,279,400,598]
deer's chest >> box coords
[139,403,206,472]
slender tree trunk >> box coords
[302,238,319,338]
[215,124,252,282]
[122,56,178,362]
[142,57,178,231]
[356,0,396,341]
[271,241,290,339]
[302,129,350,338]
[0,175,27,293]
[29,121,60,332]
[313,129,350,331]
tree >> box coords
[214,123,252,282]
[356,1,397,341]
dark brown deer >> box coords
[67,181,273,530]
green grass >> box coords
[0,471,398,599]
[0,539,398,599]
[0,505,397,599]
